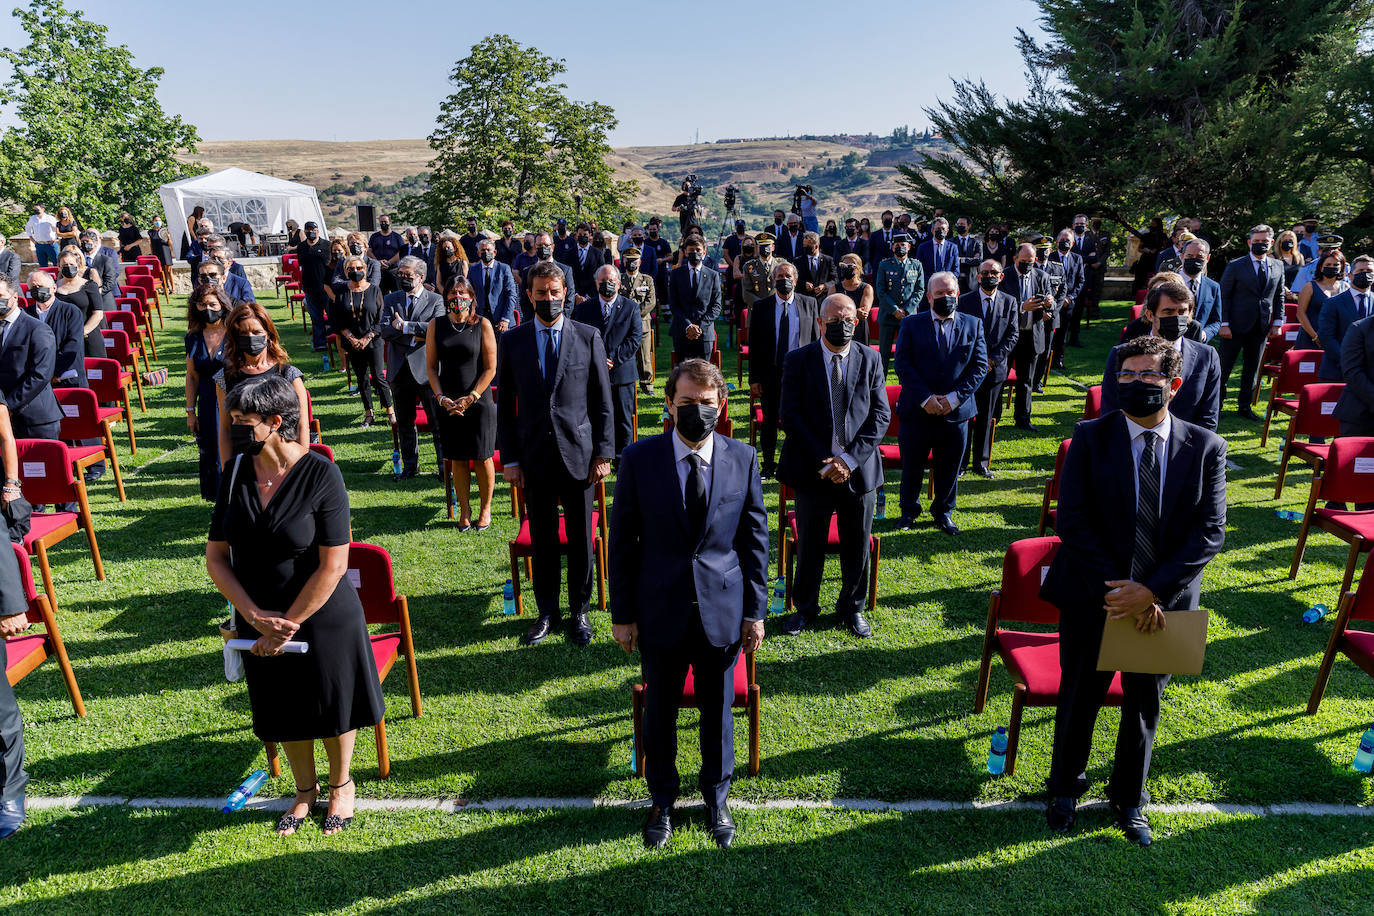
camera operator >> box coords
[672,176,701,234]
[792,185,819,233]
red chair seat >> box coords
[513,511,601,549]
[5,632,45,672]
[67,444,105,464]
[370,631,402,675]
[785,512,874,549]
[1293,442,1331,464]
[1345,630,1374,664]
[1044,508,1058,530]
[94,405,122,424]
[680,657,750,709]
[22,512,77,551]
[1273,396,1298,414]
[879,442,900,466]
[1313,508,1374,538]
[998,630,1125,701]
[739,345,749,357]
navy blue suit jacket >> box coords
[0,312,60,428]
[668,264,722,342]
[610,431,769,649]
[893,310,987,422]
[777,341,889,495]
[1318,288,1367,381]
[1101,337,1222,431]
[1040,411,1227,615]
[916,239,960,283]
[1220,254,1286,334]
[958,289,1019,383]
[468,261,518,328]
[572,295,643,386]
[1192,276,1222,341]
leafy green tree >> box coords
[0,0,202,232]
[399,34,636,231]
[898,0,1374,249]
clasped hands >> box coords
[1104,580,1166,634]
[685,324,703,341]
[245,608,300,656]
[923,395,953,416]
[820,457,850,483]
[0,611,29,638]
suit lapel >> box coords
[1160,420,1192,522]
[552,320,571,390]
[662,433,690,535]
[1110,413,1138,537]
[703,433,728,542]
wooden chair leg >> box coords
[1260,400,1276,447]
[523,556,532,581]
[1340,540,1364,597]
[265,741,281,777]
[75,480,104,580]
[631,684,645,776]
[868,535,880,612]
[40,595,85,716]
[784,534,794,613]
[103,425,126,501]
[1290,517,1314,579]
[375,717,390,779]
[595,535,606,612]
[35,545,59,617]
[748,684,761,776]
[138,343,151,373]
[1307,631,1345,715]
[509,549,524,615]
[1274,444,1293,500]
[121,392,138,454]
[1005,686,1027,777]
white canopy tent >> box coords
[158,167,327,251]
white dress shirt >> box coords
[24,213,57,243]
[672,424,714,502]
[1124,410,1171,510]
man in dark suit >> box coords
[1001,244,1055,429]
[500,261,614,647]
[79,229,120,311]
[380,257,446,478]
[893,271,988,534]
[1318,255,1374,383]
[1043,335,1227,846]
[1218,224,1286,418]
[573,264,642,463]
[567,225,608,302]
[748,262,819,477]
[408,226,436,281]
[1102,277,1222,430]
[775,214,805,263]
[0,236,19,290]
[520,233,575,323]
[22,272,85,389]
[833,218,868,269]
[916,218,961,286]
[1047,229,1087,364]
[468,238,518,334]
[959,260,1020,477]
[868,211,897,277]
[794,231,836,300]
[609,358,768,849]
[778,295,890,638]
[1179,239,1222,341]
[0,280,60,441]
[1335,311,1374,436]
[952,217,982,291]
[668,236,722,363]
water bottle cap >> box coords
[995,726,1006,734]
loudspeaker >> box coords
[356,205,376,233]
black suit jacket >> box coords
[1219,254,1286,334]
[26,302,86,386]
[794,252,836,296]
[496,318,614,478]
[568,246,609,297]
[832,236,868,268]
[958,289,1020,383]
[0,312,60,429]
[1336,313,1374,428]
[667,264,722,342]
[868,229,896,270]
[88,253,119,311]
[610,431,769,649]
[1040,412,1227,617]
[777,341,890,495]
[572,295,643,386]
[999,266,1055,352]
[0,250,18,289]
[747,294,820,386]
[775,230,805,262]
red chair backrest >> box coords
[1129,304,1143,320]
[884,383,901,438]
[304,389,316,425]
[996,537,1063,626]
[105,310,140,340]
[1134,290,1147,306]
[124,264,151,279]
[1275,349,1323,397]
[1285,302,1299,324]
[1083,385,1102,420]
[1265,324,1300,363]
[1293,383,1344,439]
[53,387,102,440]
[347,542,402,625]
[738,308,749,345]
[1348,551,1374,624]
[84,357,124,402]
[15,438,77,505]
[118,284,147,306]
[37,266,58,278]
[130,276,157,302]
[114,296,144,321]
[1319,437,1374,504]
[136,255,163,277]
[309,443,335,462]
[1047,439,1072,501]
[867,309,880,340]
[101,329,133,364]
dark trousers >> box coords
[965,376,1005,473]
[12,417,59,441]
[1048,613,1169,808]
[523,463,594,618]
[791,484,875,617]
[611,382,635,460]
[897,412,968,520]
[758,382,781,469]
[640,613,740,810]
[672,333,715,363]
[391,366,439,473]
[1063,298,1085,346]
[1217,324,1268,408]
[349,340,392,413]
[878,318,901,377]
[0,539,28,803]
[303,291,329,349]
[1011,337,1045,423]
[194,392,221,502]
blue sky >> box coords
[0,0,1046,145]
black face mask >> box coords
[60,263,80,278]
[881,219,893,229]
[1183,257,1205,275]
[1119,380,1167,418]
[598,281,618,299]
[824,319,855,347]
[759,246,772,258]
[839,265,857,281]
[1057,240,1071,253]
[200,276,221,287]
[237,333,267,355]
[1322,265,1342,279]
[349,243,363,255]
[480,250,495,264]
[933,229,946,241]
[893,245,908,257]
[1156,314,1187,341]
[648,229,659,237]
[686,251,704,267]
[1250,241,1269,256]
[1280,240,1295,251]
[957,226,968,235]
[624,259,640,272]
[846,227,856,237]
[1353,271,1374,291]
[674,402,718,442]
[1015,261,1031,275]
[534,298,562,322]
[1074,225,1086,233]
[420,234,431,244]
[979,274,1000,292]
[803,246,817,256]
[502,227,513,236]
[31,286,52,303]
[537,245,553,260]
[379,224,391,233]
[229,421,267,456]
[201,306,223,324]
[577,236,589,246]
[632,238,645,248]
[346,269,365,282]
[931,295,957,317]
[79,241,95,253]
[398,276,417,292]
[774,277,795,296]
[468,225,478,234]
[305,231,318,241]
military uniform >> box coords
[742,234,785,308]
[620,252,658,388]
[874,236,925,376]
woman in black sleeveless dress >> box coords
[836,253,874,344]
[330,255,391,427]
[426,277,497,530]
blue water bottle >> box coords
[1303,603,1330,623]
[768,577,786,615]
[392,448,402,478]
[1275,509,1301,521]
[222,769,269,813]
[322,353,330,372]
[502,579,516,616]
[875,486,886,521]
[1354,727,1374,773]
[987,727,1008,775]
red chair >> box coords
[113,294,157,363]
[136,255,173,311]
[288,263,306,325]
[974,536,1123,775]
[778,481,881,614]
[274,253,296,301]
[1255,323,1301,405]
[104,309,150,373]
[5,542,85,717]
[1307,551,1374,714]
[1083,385,1102,420]
[1129,303,1143,321]
[309,443,335,462]
[266,542,421,779]
[15,439,105,616]
[876,384,933,504]
[1285,302,1300,324]
[1261,350,1323,446]
[117,284,158,356]
[1036,439,1072,536]
[631,650,761,778]
[736,307,750,386]
[54,387,126,501]
[100,329,147,412]
[37,266,58,279]
[1133,289,1147,306]
[1289,437,1374,598]
[507,481,608,615]
[126,274,164,329]
[1274,383,1344,499]
[84,356,138,453]
[304,389,322,443]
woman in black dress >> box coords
[215,302,311,466]
[426,277,497,530]
[1132,217,1168,293]
[836,253,874,344]
[207,374,382,836]
[185,285,230,500]
[55,207,80,250]
[331,255,391,427]
[117,213,142,262]
[54,247,106,358]
[434,235,469,293]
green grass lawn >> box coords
[3,290,1373,913]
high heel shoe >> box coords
[276,780,319,836]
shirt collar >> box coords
[824,342,852,359]
[599,295,616,308]
[538,315,565,333]
[672,425,715,463]
[1125,409,1171,445]
[778,297,794,309]
[1148,329,1184,350]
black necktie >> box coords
[1361,293,1369,318]
[1256,259,1265,282]
[542,328,557,392]
[1133,431,1160,580]
[484,268,492,310]
[777,304,790,364]
[936,319,948,358]
[831,354,847,445]
[691,268,698,295]
[686,454,707,540]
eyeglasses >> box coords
[1115,370,1169,384]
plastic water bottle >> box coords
[322,353,330,372]
[875,486,887,521]
[391,448,402,477]
[1303,603,1330,624]
[1353,727,1374,773]
[221,769,269,813]
[987,727,1008,775]
[630,744,638,775]
[768,577,786,615]
[502,580,516,616]
[726,382,736,392]
[450,489,459,518]
[659,405,670,424]
[1276,509,1302,521]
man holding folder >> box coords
[1041,336,1227,846]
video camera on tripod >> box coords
[723,184,739,212]
[791,184,813,214]
[681,174,702,202]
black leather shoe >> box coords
[639,382,653,395]
[568,612,593,646]
[1051,359,1066,371]
[1111,802,1153,846]
[897,512,919,530]
[846,612,873,638]
[935,517,959,536]
[781,612,813,636]
[521,616,555,646]
[643,805,672,848]
[1045,796,1076,834]
[397,467,418,480]
[1014,420,1035,431]
[0,798,24,840]
[973,465,994,479]
[706,803,735,848]
[1031,384,1045,394]
[760,463,776,479]
[1236,408,1261,421]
